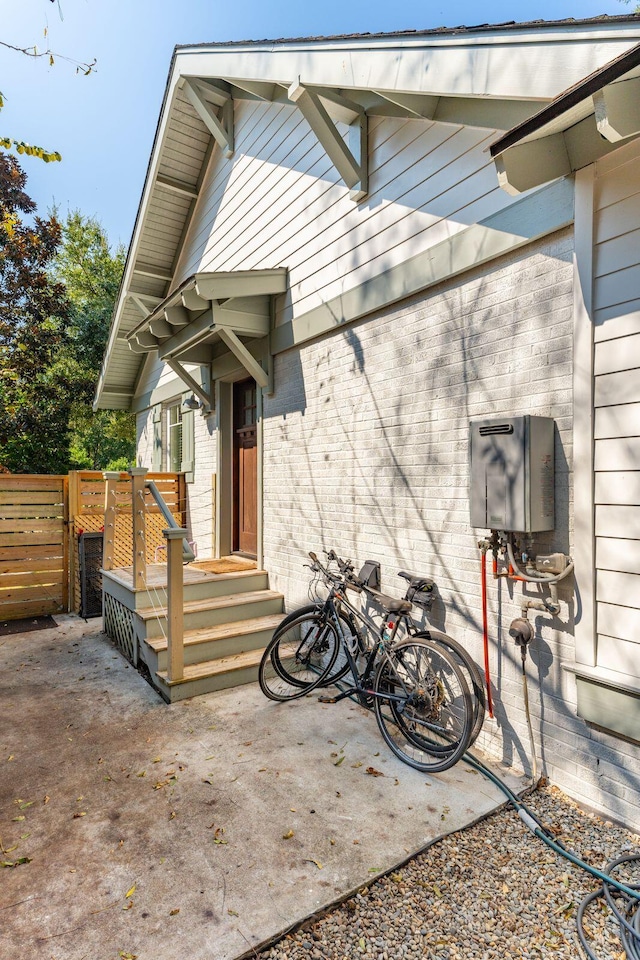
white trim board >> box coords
[271,177,574,355]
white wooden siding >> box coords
[174,101,512,325]
[593,140,640,677]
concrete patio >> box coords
[0,614,525,960]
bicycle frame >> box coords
[317,583,417,711]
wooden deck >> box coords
[104,557,257,590]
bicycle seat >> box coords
[398,570,435,592]
[397,571,436,609]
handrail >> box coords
[145,479,195,563]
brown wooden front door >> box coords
[233,379,258,556]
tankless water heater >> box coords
[469,415,554,532]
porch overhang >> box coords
[125,269,287,399]
[490,40,640,194]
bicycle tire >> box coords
[269,603,356,688]
[258,612,340,702]
[412,629,486,748]
[373,638,473,773]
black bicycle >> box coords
[258,552,476,773]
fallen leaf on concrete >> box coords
[169,908,180,916]
[12,816,25,822]
[119,952,137,959]
[122,901,133,911]
[151,757,162,763]
[169,811,176,821]
[212,827,227,845]
[334,756,345,767]
[19,801,34,809]
[137,771,146,778]
[351,762,363,768]
[1,857,32,868]
[44,795,50,804]
[125,884,136,899]
[366,767,384,777]
[282,830,294,840]
[305,858,323,869]
[73,812,87,818]
[227,908,239,917]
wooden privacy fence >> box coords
[0,471,185,621]
[0,475,68,621]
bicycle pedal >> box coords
[317,695,338,704]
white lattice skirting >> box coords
[103,592,137,666]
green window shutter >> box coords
[152,404,162,472]
[180,394,195,483]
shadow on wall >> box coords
[263,232,640,816]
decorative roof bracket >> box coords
[182,77,234,158]
[594,76,640,143]
[288,79,368,201]
[166,358,213,412]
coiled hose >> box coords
[464,752,640,959]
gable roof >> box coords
[95,15,640,411]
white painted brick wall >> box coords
[262,227,640,829]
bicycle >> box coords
[260,551,486,748]
[258,551,474,773]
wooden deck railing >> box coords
[102,467,188,681]
[69,469,186,612]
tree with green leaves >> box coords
[0,159,134,474]
[53,211,135,471]
[0,153,73,472]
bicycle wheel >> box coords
[413,630,486,748]
[373,639,473,773]
[258,612,340,702]
[269,604,356,688]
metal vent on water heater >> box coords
[469,415,555,532]
[479,424,514,437]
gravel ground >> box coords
[259,782,640,960]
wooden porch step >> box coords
[146,613,283,667]
[155,647,266,701]
[137,589,284,637]
[146,613,283,653]
[157,647,263,685]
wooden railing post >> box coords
[102,471,120,572]
[128,467,148,589]
[164,526,187,682]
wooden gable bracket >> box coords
[181,77,234,158]
[494,134,572,196]
[594,77,640,143]
[288,79,368,201]
[165,358,213,413]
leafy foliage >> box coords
[0,159,134,473]
[0,153,73,472]
[53,211,135,471]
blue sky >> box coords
[0,0,634,248]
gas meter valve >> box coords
[509,617,534,647]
